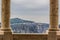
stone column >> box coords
[1,0,11,31]
[48,0,59,40]
[0,0,13,40]
[49,0,59,31]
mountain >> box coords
[10,18,49,33]
[10,18,34,24]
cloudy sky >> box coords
[0,0,60,24]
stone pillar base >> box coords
[48,31,57,40]
[49,28,59,31]
[3,32,13,40]
[48,31,60,40]
[0,29,13,40]
[0,28,12,32]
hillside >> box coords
[10,18,49,33]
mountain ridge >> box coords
[10,18,35,24]
[10,18,49,33]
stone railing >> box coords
[0,33,60,40]
[13,33,48,40]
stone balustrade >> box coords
[13,33,48,40]
[0,33,48,40]
[0,33,60,40]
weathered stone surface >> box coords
[48,0,59,40]
[1,0,11,31]
[13,34,48,40]
[0,0,13,40]
[49,0,59,31]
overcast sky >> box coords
[0,0,60,24]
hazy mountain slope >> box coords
[10,18,34,24]
[10,18,49,33]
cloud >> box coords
[11,0,49,17]
[0,0,60,23]
[0,0,50,23]
[11,14,49,23]
[11,0,49,9]
[10,0,60,24]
